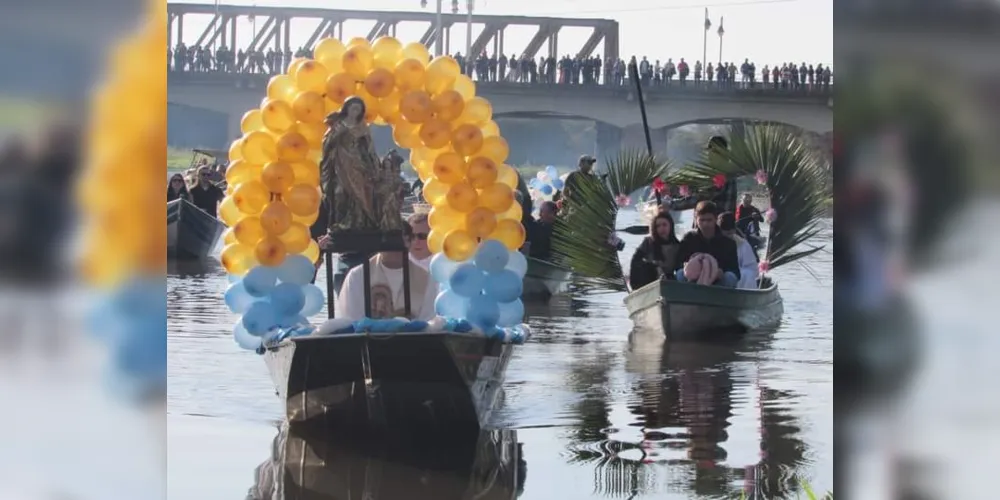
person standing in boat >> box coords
[167,173,189,202]
[735,193,764,252]
[561,155,598,208]
[523,201,558,261]
[188,165,224,218]
[717,212,760,288]
[334,218,437,321]
[628,211,681,290]
[673,201,740,287]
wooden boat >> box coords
[166,198,226,259]
[624,277,783,340]
[522,257,572,299]
[262,331,514,434]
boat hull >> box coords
[167,198,225,259]
[522,257,572,300]
[624,278,783,340]
[263,332,513,434]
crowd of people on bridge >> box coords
[169,42,832,92]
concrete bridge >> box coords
[168,71,833,160]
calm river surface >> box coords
[167,210,832,499]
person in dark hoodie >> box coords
[628,211,681,290]
[673,201,740,287]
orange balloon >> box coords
[364,67,396,98]
[418,119,451,149]
[480,135,510,164]
[460,97,493,126]
[481,120,500,138]
[233,216,267,246]
[432,152,467,185]
[488,219,526,251]
[266,75,296,102]
[241,131,277,164]
[225,160,262,186]
[228,139,244,162]
[377,91,403,124]
[326,73,357,104]
[424,56,461,95]
[392,122,423,149]
[342,45,374,80]
[399,90,433,124]
[294,60,329,94]
[290,160,320,187]
[293,210,320,227]
[401,42,431,64]
[496,163,519,190]
[291,91,326,124]
[221,243,258,276]
[428,203,464,232]
[260,200,293,236]
[443,229,478,261]
[231,180,270,215]
[261,161,295,193]
[446,182,479,213]
[497,199,523,221]
[222,197,248,227]
[241,109,264,134]
[278,222,311,253]
[222,228,238,246]
[261,98,296,133]
[276,131,309,162]
[255,236,287,267]
[427,228,446,254]
[394,58,426,90]
[451,123,484,157]
[422,178,449,205]
[314,38,347,65]
[295,121,326,147]
[431,90,465,122]
[479,183,514,213]
[452,74,476,101]
[285,183,321,216]
[467,157,498,189]
[371,36,404,69]
[465,207,497,238]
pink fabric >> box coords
[683,253,720,285]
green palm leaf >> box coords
[665,125,829,271]
[551,149,670,292]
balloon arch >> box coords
[218,37,529,351]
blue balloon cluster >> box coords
[528,165,565,202]
[431,239,527,331]
[317,316,531,345]
[225,255,325,351]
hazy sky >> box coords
[170,0,832,66]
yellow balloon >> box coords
[286,57,308,76]
[325,97,341,115]
[401,42,431,64]
[488,219,526,251]
[467,157,498,189]
[355,86,380,123]
[496,163,518,190]
[347,37,371,50]
[431,89,465,122]
[371,36,404,69]
[425,56,461,95]
[255,236,287,267]
[219,196,243,227]
[418,118,451,149]
[290,160,321,187]
[451,123,484,157]
[392,122,423,149]
[399,90,433,124]
[278,222,312,253]
[364,67,396,98]
[222,228,238,245]
[480,136,510,164]
[260,200,293,236]
[240,109,264,134]
[314,38,347,63]
[460,97,493,126]
[481,120,500,138]
[427,229,446,254]
[394,58,426,91]
[267,75,297,102]
[377,91,403,124]
[220,243,258,276]
[465,207,497,238]
[295,121,326,148]
[276,131,309,162]
[291,91,326,124]
[442,229,477,261]
[446,182,479,213]
[302,239,321,263]
[225,160,262,186]
[228,139,244,162]
[261,98,296,133]
[342,45,374,80]
[233,215,267,246]
[432,151,467,185]
[326,73,357,104]
[294,210,320,227]
[422,178,449,205]
[428,204,465,232]
[479,182,514,213]
[294,60,329,94]
[497,199,523,221]
[285,183,321,216]
[261,161,296,193]
[232,180,270,215]
[452,74,476,101]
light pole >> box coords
[717,17,725,64]
[702,8,710,83]
[466,0,474,69]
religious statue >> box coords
[375,149,406,229]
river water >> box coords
[167,210,832,499]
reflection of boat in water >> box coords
[247,423,524,500]
[167,198,225,260]
[522,257,572,300]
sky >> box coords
[169,0,832,67]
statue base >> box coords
[326,229,407,254]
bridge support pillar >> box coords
[595,121,621,166]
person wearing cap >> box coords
[562,154,597,207]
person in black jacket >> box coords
[628,211,681,290]
[673,201,740,287]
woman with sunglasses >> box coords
[167,173,189,202]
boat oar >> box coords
[617,225,648,235]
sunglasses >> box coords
[412,232,428,241]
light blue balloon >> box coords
[429,253,463,286]
[227,274,241,284]
[474,239,510,273]
[300,284,325,317]
[484,269,523,303]
[505,250,528,278]
[243,266,279,297]
[276,314,308,329]
[277,254,316,285]
[435,289,469,318]
[270,282,306,317]
[467,295,500,330]
[110,277,165,317]
[498,299,525,327]
[224,281,259,314]
[234,322,262,350]
[545,165,559,179]
[551,178,564,190]
[528,178,541,189]
[539,184,554,195]
[242,301,278,336]
[449,263,486,298]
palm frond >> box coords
[551,150,670,292]
[665,125,829,272]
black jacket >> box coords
[674,230,741,279]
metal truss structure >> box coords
[167,3,619,73]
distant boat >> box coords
[167,198,225,260]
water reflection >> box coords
[247,423,525,500]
